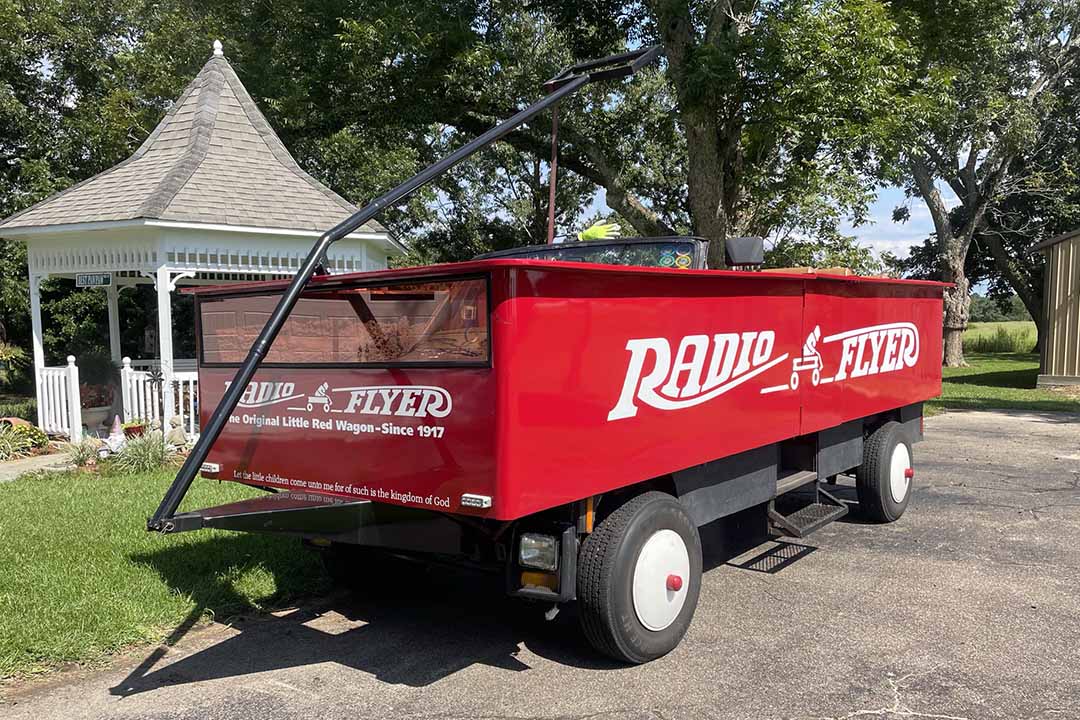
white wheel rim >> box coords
[889,442,911,504]
[632,529,691,632]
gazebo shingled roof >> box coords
[2,42,401,440]
[0,47,384,235]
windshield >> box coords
[478,238,703,269]
[199,277,489,366]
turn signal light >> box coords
[520,571,558,591]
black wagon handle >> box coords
[148,46,664,532]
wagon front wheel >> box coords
[577,491,702,664]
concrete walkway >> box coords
[0,453,71,483]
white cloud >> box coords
[841,186,941,259]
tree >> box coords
[0,0,160,358]
[767,232,884,276]
[221,0,905,263]
[978,61,1080,348]
[639,0,912,267]
[0,0,914,361]
[881,0,1079,365]
[425,0,911,266]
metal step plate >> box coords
[769,501,848,538]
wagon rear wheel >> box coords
[577,492,702,664]
[856,421,914,523]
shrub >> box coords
[64,438,102,467]
[104,433,179,475]
[4,423,47,449]
[0,399,36,421]
[0,343,28,388]
[0,425,33,461]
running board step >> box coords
[776,470,818,496]
[768,487,848,539]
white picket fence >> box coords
[120,358,200,437]
[34,356,200,440]
[37,356,83,441]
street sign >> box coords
[75,273,112,288]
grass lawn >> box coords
[929,352,1080,415]
[962,321,1037,354]
[964,320,1037,339]
[0,469,327,679]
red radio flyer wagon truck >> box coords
[149,49,945,664]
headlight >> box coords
[519,533,559,572]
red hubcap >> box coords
[666,574,683,592]
[904,467,914,479]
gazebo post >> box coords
[28,273,47,428]
[155,265,175,427]
[106,282,121,364]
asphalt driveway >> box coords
[3,409,1079,719]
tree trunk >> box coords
[1013,285,1045,356]
[942,276,970,367]
[909,157,972,367]
[652,0,731,269]
[940,236,973,367]
[981,228,1044,354]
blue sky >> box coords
[839,186,934,259]
[590,184,942,259]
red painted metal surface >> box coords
[195,260,944,521]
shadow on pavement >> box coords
[726,541,816,574]
[111,506,804,695]
[111,540,625,696]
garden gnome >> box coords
[104,415,127,453]
[165,416,188,449]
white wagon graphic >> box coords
[789,326,823,390]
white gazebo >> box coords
[0,41,403,439]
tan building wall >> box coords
[1039,229,1080,386]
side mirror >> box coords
[725,236,764,266]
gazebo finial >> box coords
[212,39,223,57]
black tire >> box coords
[577,491,703,664]
[856,421,913,523]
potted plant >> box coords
[122,418,147,437]
[77,351,119,432]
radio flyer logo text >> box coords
[608,322,920,420]
[226,380,453,418]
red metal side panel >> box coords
[200,367,497,514]
[196,262,943,522]
[493,267,944,521]
[493,267,806,520]
[796,279,944,434]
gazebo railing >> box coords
[172,371,200,438]
[37,356,82,441]
[128,358,197,372]
[120,358,200,438]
